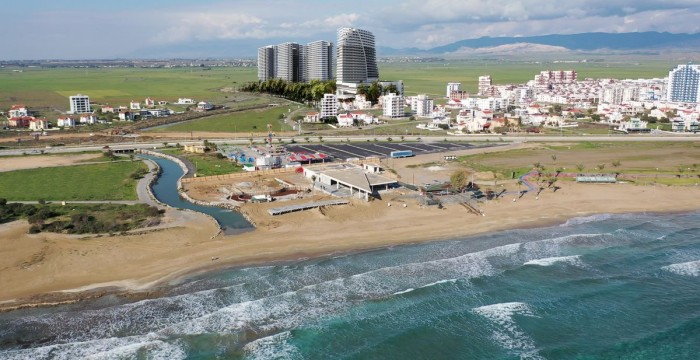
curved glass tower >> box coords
[336,27,378,85]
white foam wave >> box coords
[662,260,700,277]
[560,213,614,226]
[473,302,544,360]
[393,288,415,295]
[244,331,302,360]
[1,335,185,360]
[524,255,583,267]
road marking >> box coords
[345,143,389,156]
[322,144,368,159]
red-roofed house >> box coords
[57,116,75,128]
[144,97,155,108]
[101,105,115,113]
[8,116,33,128]
[8,104,28,118]
[304,112,320,123]
[29,118,48,131]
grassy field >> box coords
[0,67,257,115]
[379,60,675,97]
[156,105,296,133]
[161,148,243,176]
[0,161,148,201]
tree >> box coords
[612,160,621,168]
[576,163,585,173]
[450,170,468,191]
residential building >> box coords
[196,101,213,111]
[176,98,195,104]
[144,97,155,107]
[257,45,276,81]
[353,94,372,110]
[29,118,48,130]
[8,104,28,118]
[667,63,700,103]
[57,116,75,127]
[410,94,434,117]
[447,82,461,98]
[336,27,378,86]
[69,94,91,114]
[118,110,134,121]
[379,80,404,96]
[306,40,334,81]
[130,101,141,110]
[101,105,115,113]
[382,93,404,118]
[304,112,320,123]
[478,76,492,96]
[8,116,33,128]
[320,93,338,119]
[337,113,354,127]
[79,114,97,124]
[276,42,305,82]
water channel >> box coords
[140,154,254,235]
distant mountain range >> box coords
[379,32,700,56]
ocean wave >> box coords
[524,255,584,267]
[662,260,700,277]
[473,302,544,360]
[244,331,302,360]
[560,214,615,226]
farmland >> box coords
[155,105,297,133]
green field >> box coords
[379,60,675,97]
[0,161,148,201]
[0,67,257,115]
[160,148,243,176]
[157,106,296,133]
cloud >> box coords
[152,12,268,43]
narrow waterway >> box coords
[140,154,254,235]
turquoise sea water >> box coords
[1,211,699,359]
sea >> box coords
[1,211,699,359]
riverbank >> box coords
[2,180,699,310]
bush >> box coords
[28,225,42,234]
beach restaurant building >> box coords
[303,164,398,200]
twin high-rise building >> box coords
[256,27,379,91]
[667,63,700,103]
[257,41,333,83]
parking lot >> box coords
[285,141,497,161]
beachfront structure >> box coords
[257,45,276,81]
[8,104,28,118]
[306,40,334,81]
[320,93,338,119]
[478,76,492,96]
[57,116,75,128]
[382,93,404,118]
[303,164,398,201]
[336,27,378,86]
[69,94,91,114]
[447,82,461,98]
[667,63,700,103]
[410,94,434,117]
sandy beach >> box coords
[2,177,699,309]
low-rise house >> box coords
[118,110,134,121]
[618,117,648,132]
[353,94,372,110]
[304,112,320,123]
[337,113,354,127]
[184,144,208,153]
[144,97,155,108]
[158,100,168,106]
[79,114,98,124]
[177,98,195,105]
[196,101,213,111]
[8,116,33,128]
[8,104,29,118]
[130,101,141,110]
[350,112,378,125]
[101,105,115,113]
[29,118,48,131]
[57,116,76,127]
[147,108,170,117]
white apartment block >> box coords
[667,63,700,103]
[382,93,404,118]
[306,40,334,81]
[336,27,378,85]
[353,94,372,110]
[478,76,492,96]
[276,42,305,82]
[257,45,276,81]
[69,94,91,114]
[320,93,338,118]
[410,94,434,117]
[447,82,461,98]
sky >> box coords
[3,0,700,59]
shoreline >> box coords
[2,184,699,311]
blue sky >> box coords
[3,0,700,59]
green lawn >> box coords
[155,106,296,133]
[161,148,243,176]
[0,161,148,201]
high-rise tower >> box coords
[306,40,334,81]
[336,27,378,85]
[667,63,700,103]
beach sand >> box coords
[1,179,698,308]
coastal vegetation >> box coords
[0,200,163,234]
[0,161,148,201]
